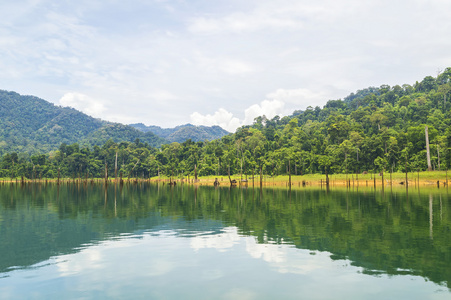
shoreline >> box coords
[2,171,448,189]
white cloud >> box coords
[190,108,241,132]
[2,0,451,129]
[148,90,179,102]
[191,88,331,132]
[242,99,285,125]
[193,54,256,75]
[218,58,255,75]
[266,88,331,109]
[188,5,305,34]
[59,92,105,117]
[190,99,285,132]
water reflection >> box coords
[0,182,450,298]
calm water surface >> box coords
[0,183,450,299]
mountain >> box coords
[129,123,230,143]
[0,90,166,154]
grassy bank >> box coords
[150,170,450,188]
[1,170,449,189]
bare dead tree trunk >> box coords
[260,166,263,188]
[345,152,348,183]
[115,152,118,181]
[405,153,408,188]
[240,151,243,182]
[437,145,441,171]
[425,126,432,171]
[288,159,291,187]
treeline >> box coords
[1,68,451,179]
[130,123,229,143]
[0,90,166,154]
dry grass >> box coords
[149,171,450,189]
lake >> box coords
[0,182,450,299]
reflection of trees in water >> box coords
[0,183,450,289]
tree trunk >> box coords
[437,145,440,171]
[288,160,291,187]
[115,152,118,180]
[325,167,329,186]
[105,163,108,183]
[260,166,263,188]
[240,154,243,182]
[405,153,408,187]
[425,126,432,171]
[345,152,348,183]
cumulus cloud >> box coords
[242,99,285,125]
[190,87,330,132]
[190,109,241,132]
[3,0,451,130]
[190,99,285,132]
[59,92,105,117]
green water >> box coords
[0,183,450,299]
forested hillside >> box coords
[1,68,451,179]
[0,90,166,154]
[130,123,229,143]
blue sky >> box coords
[1,0,451,131]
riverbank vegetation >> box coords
[1,68,451,182]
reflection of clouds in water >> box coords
[5,227,447,299]
[55,234,183,284]
[56,247,103,277]
[274,250,333,275]
[190,226,241,252]
[246,235,346,275]
[189,226,330,275]
[245,239,285,263]
[245,235,333,275]
[56,226,334,285]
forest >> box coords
[1,68,451,180]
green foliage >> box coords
[0,90,166,155]
[130,123,230,143]
[2,68,451,178]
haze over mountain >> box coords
[129,123,229,143]
[0,90,228,155]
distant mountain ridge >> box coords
[129,123,229,143]
[0,90,166,154]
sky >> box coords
[1,0,451,132]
